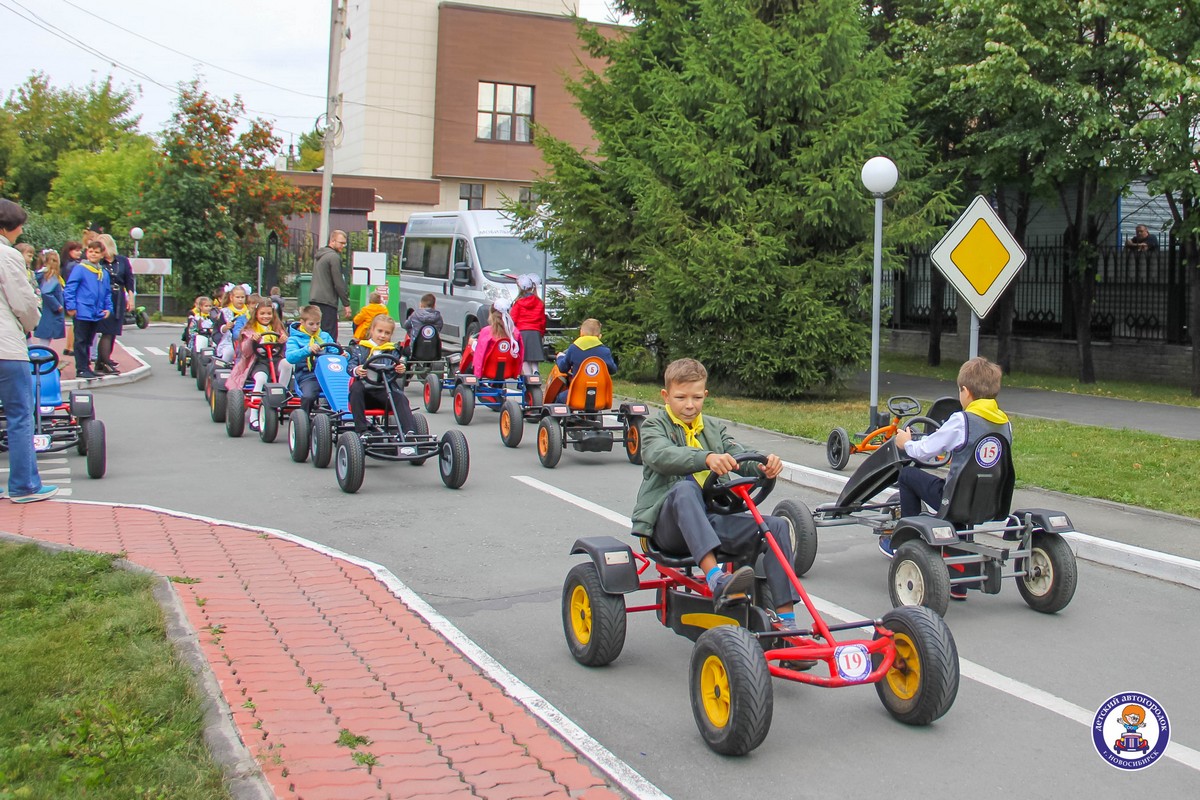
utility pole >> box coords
[319,0,345,246]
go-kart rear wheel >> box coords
[1016,531,1077,614]
[537,418,563,469]
[827,427,851,470]
[335,431,366,493]
[135,310,149,329]
[260,408,279,443]
[624,417,643,465]
[689,626,773,756]
[83,419,106,479]
[409,412,431,465]
[453,385,475,425]
[561,562,626,667]
[889,541,950,617]
[288,411,311,463]
[194,356,207,389]
[438,429,470,489]
[310,413,333,468]
[873,605,959,726]
[225,389,246,437]
[771,499,819,577]
[168,343,177,364]
[525,384,543,409]
[210,385,227,423]
[424,374,442,413]
[499,400,524,448]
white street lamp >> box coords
[861,156,897,430]
[130,226,144,258]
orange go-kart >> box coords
[826,394,959,471]
[500,358,647,468]
[562,454,960,755]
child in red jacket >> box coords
[510,273,546,376]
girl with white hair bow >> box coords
[471,298,521,378]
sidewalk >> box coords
[57,340,149,390]
[1,501,637,800]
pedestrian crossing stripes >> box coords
[2,455,75,495]
[145,346,166,356]
[123,346,143,357]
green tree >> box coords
[0,73,140,211]
[294,124,325,172]
[46,136,158,232]
[514,0,953,396]
[140,82,317,297]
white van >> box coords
[398,210,563,349]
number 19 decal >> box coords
[834,644,871,682]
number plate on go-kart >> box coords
[33,434,52,452]
[834,644,871,682]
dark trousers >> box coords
[73,318,101,373]
[897,466,945,517]
[653,481,799,605]
[296,374,321,413]
[348,380,416,433]
[314,302,339,342]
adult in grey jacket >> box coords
[310,229,350,341]
[0,199,57,502]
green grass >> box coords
[613,378,1200,519]
[0,544,232,800]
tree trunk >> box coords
[994,288,1015,373]
[928,268,944,366]
[1190,245,1200,397]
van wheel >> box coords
[464,320,480,347]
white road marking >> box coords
[145,346,166,356]
[122,346,143,357]
[513,474,1200,773]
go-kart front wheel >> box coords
[260,408,279,443]
[424,374,442,413]
[873,605,959,726]
[310,413,333,468]
[561,562,626,667]
[453,385,475,425]
[537,418,563,468]
[209,383,227,423]
[624,417,643,465]
[335,431,366,493]
[1017,531,1077,614]
[888,541,950,617]
[135,310,150,329]
[827,427,851,470]
[772,499,818,577]
[288,411,311,463]
[225,389,246,438]
[438,430,470,489]
[168,343,177,364]
[689,626,773,756]
[499,400,524,448]
[83,419,106,479]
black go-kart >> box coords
[563,454,959,755]
[0,346,106,479]
[400,320,456,414]
[799,423,1078,617]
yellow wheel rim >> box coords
[538,426,549,455]
[569,585,592,645]
[628,427,639,454]
[886,633,921,701]
[700,655,731,728]
[501,411,511,437]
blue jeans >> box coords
[0,359,43,497]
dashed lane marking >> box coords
[144,346,166,356]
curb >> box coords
[61,346,152,392]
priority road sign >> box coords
[928,195,1026,319]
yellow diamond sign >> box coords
[929,196,1027,319]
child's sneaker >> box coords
[877,535,894,559]
[950,584,968,601]
[11,485,59,503]
[709,565,755,610]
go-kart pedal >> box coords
[710,565,755,611]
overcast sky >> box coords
[0,0,622,150]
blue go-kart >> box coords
[288,344,470,493]
[0,346,106,479]
[451,338,541,426]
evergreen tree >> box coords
[516,0,952,396]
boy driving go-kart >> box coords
[562,359,959,755]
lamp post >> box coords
[129,226,144,257]
[861,156,898,430]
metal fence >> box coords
[889,241,1192,344]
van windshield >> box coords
[475,237,561,284]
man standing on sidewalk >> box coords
[0,199,57,502]
[311,230,350,342]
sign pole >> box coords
[869,194,884,429]
[970,311,980,359]
[159,276,164,315]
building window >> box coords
[477,82,533,143]
[460,183,484,210]
[518,187,539,209]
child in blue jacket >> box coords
[554,319,617,401]
[63,240,113,378]
[286,305,337,413]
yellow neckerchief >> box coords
[965,398,1009,425]
[228,305,248,320]
[78,261,105,281]
[665,405,711,486]
[360,339,396,355]
[573,335,603,350]
[252,321,274,335]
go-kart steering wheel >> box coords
[26,345,60,375]
[360,350,403,388]
[887,395,922,419]
[900,416,947,467]
[317,342,347,355]
[701,453,776,515]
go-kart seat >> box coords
[925,396,962,426]
[635,534,757,571]
[478,337,521,382]
[564,356,614,412]
[936,436,1015,528]
[408,324,442,361]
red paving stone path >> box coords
[2,501,634,800]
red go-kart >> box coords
[562,454,960,755]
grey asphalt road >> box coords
[49,327,1200,799]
